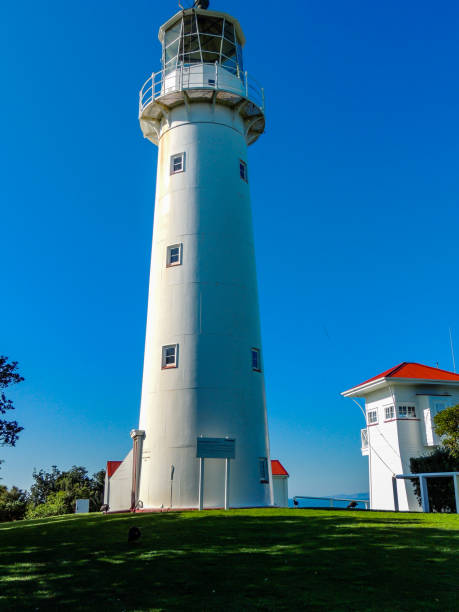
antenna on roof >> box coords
[449,327,456,373]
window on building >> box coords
[367,409,378,425]
[432,402,447,415]
[361,428,369,450]
[398,405,416,418]
[239,160,248,182]
[251,348,261,371]
[166,243,182,267]
[259,457,269,483]
[162,344,178,369]
[385,406,395,420]
[170,152,185,174]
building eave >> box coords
[342,376,459,398]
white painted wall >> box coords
[272,476,288,507]
[137,101,271,509]
[106,450,132,512]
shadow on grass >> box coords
[0,510,458,611]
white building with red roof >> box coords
[342,362,459,511]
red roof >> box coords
[271,459,289,477]
[350,362,459,390]
[106,461,122,478]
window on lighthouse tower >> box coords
[170,152,185,174]
[162,345,178,369]
[251,348,261,372]
[240,160,248,182]
[166,244,183,267]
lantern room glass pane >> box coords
[180,35,200,54]
[222,56,237,73]
[165,22,182,46]
[202,51,220,64]
[200,34,222,53]
[165,40,179,63]
[183,14,197,35]
[236,43,243,69]
[183,52,202,64]
[221,39,236,58]
[224,21,235,42]
[198,15,223,36]
[165,57,177,73]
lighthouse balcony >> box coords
[139,63,265,145]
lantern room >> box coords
[159,8,245,77]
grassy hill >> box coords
[1,508,458,610]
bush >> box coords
[26,491,69,519]
[410,448,459,512]
[0,486,28,522]
[434,404,459,457]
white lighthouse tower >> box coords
[107,2,272,512]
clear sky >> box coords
[2,0,458,497]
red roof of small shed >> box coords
[106,461,122,478]
[271,459,289,477]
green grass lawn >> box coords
[0,509,458,611]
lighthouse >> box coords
[104,2,272,511]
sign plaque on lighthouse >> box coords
[105,2,272,511]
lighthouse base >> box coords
[104,443,273,513]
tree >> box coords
[0,485,28,522]
[0,356,24,447]
[29,465,61,506]
[28,465,106,515]
[434,404,459,457]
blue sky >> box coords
[2,0,458,497]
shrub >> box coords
[410,448,459,512]
[26,491,69,519]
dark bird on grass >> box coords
[293,499,299,506]
[100,504,109,513]
[347,501,358,509]
[128,526,142,543]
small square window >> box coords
[208,78,216,86]
[367,409,378,425]
[162,344,178,369]
[170,152,185,174]
[166,243,183,267]
[239,160,248,182]
[385,406,395,420]
[251,348,261,371]
[259,457,269,483]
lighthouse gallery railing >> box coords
[139,63,265,115]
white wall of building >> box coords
[105,450,132,512]
[272,476,289,508]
